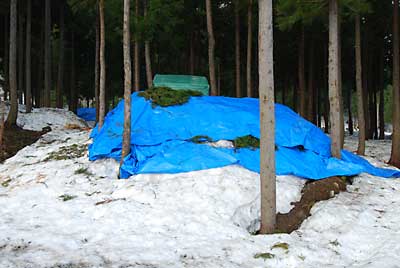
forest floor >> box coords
[0,108,399,268]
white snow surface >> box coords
[0,109,400,268]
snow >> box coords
[0,108,400,267]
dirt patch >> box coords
[0,125,47,163]
[275,176,348,233]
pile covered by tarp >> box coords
[77,108,96,121]
[89,93,400,179]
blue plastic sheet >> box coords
[89,93,400,179]
[77,108,96,121]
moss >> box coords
[45,144,87,161]
[138,87,203,107]
[1,178,12,187]
[233,135,260,149]
[254,252,275,260]
[59,194,77,202]
[271,242,289,251]
[189,135,213,144]
[74,167,93,176]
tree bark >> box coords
[4,14,9,101]
[120,0,132,178]
[348,88,353,135]
[205,0,217,96]
[134,0,140,91]
[95,5,100,122]
[258,0,276,235]
[328,0,341,158]
[56,1,65,109]
[390,0,400,168]
[144,0,153,88]
[98,0,106,129]
[379,47,385,140]
[18,5,24,104]
[307,37,315,123]
[44,0,51,107]
[355,14,366,154]
[235,0,241,98]
[6,0,18,126]
[25,0,32,112]
[70,33,77,114]
[246,0,253,97]
[298,27,306,117]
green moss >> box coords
[254,252,275,260]
[59,194,77,202]
[233,135,260,149]
[189,135,213,144]
[1,178,12,187]
[74,167,93,176]
[138,87,203,107]
[45,144,87,161]
[271,242,289,251]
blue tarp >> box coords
[89,93,400,179]
[77,108,96,121]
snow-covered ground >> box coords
[0,109,399,268]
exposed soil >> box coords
[275,176,348,233]
[0,125,47,163]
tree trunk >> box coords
[25,0,32,112]
[298,27,306,117]
[189,33,195,75]
[144,0,153,88]
[56,1,65,109]
[98,0,106,129]
[348,88,353,135]
[307,38,315,123]
[379,47,385,140]
[6,0,18,126]
[355,14,366,154]
[134,0,140,91]
[205,0,217,96]
[70,33,77,114]
[120,0,132,178]
[390,0,400,168]
[4,14,9,101]
[37,16,44,108]
[328,0,341,158]
[18,5,24,104]
[323,41,329,133]
[95,5,100,122]
[258,0,276,235]
[44,0,51,107]
[235,0,241,98]
[246,0,253,97]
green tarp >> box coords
[153,74,210,96]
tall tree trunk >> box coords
[307,38,315,123]
[98,0,106,129]
[323,41,329,133]
[246,0,253,97]
[134,0,140,91]
[56,1,65,109]
[355,14,366,154]
[6,0,18,126]
[189,33,195,75]
[348,88,353,135]
[25,0,32,112]
[4,14,9,100]
[70,33,77,114]
[338,14,344,148]
[328,0,341,158]
[390,0,400,168]
[258,0,276,235]
[205,0,217,96]
[144,0,153,88]
[95,6,100,122]
[235,0,241,98]
[120,0,132,178]
[18,5,23,104]
[298,27,306,117]
[44,0,51,107]
[379,48,385,140]
[37,16,44,107]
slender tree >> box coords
[56,1,65,109]
[134,0,140,91]
[6,0,18,126]
[205,0,217,96]
[390,0,400,168]
[355,13,366,155]
[95,5,100,122]
[120,0,132,178]
[298,27,306,116]
[144,0,153,88]
[98,0,106,129]
[259,0,276,234]
[18,3,23,104]
[44,0,51,107]
[328,0,341,158]
[235,0,241,98]
[25,0,32,112]
[246,0,253,97]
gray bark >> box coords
[26,0,32,112]
[246,0,252,97]
[258,0,276,234]
[235,0,241,98]
[355,14,365,155]
[56,1,65,109]
[44,0,51,107]
[98,0,106,129]
[205,0,217,96]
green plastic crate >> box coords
[153,74,210,96]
